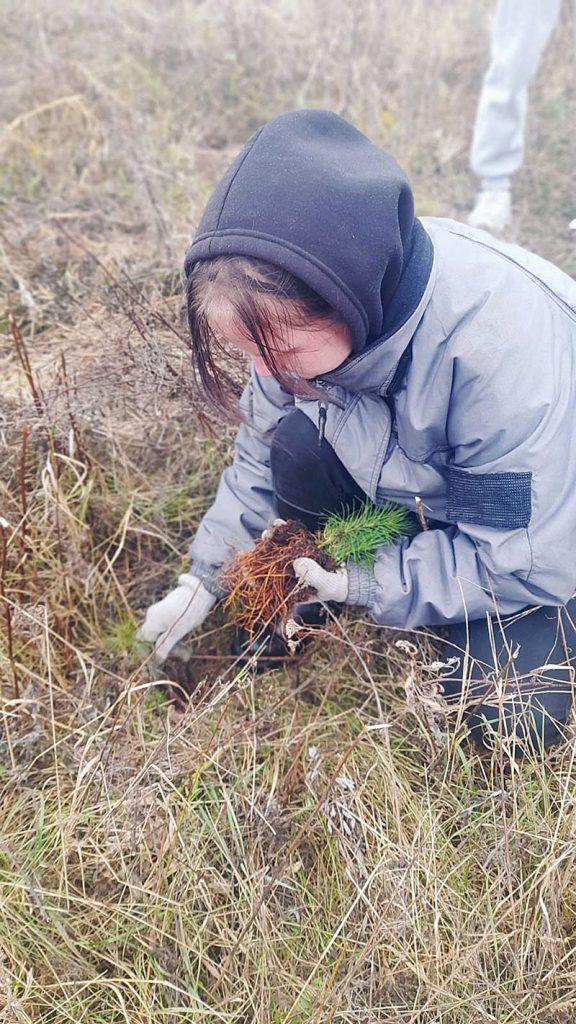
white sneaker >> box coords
[467,189,512,234]
[569,218,576,231]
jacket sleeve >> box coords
[346,318,576,627]
[188,364,294,597]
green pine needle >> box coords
[318,500,414,568]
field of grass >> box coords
[1,1,576,1020]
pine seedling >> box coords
[318,500,414,568]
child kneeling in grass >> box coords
[138,109,576,757]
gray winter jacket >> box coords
[189,217,576,629]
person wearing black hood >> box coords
[138,109,576,757]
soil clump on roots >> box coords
[221,519,337,635]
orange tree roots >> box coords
[220,519,337,636]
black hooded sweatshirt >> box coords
[184,108,433,355]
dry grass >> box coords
[1,1,576,1020]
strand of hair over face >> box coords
[184,254,346,419]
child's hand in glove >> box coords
[136,573,217,662]
[293,557,349,603]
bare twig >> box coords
[0,518,18,698]
[9,315,45,419]
[18,423,30,554]
[414,494,429,531]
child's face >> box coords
[211,301,353,379]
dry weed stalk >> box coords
[9,315,45,420]
[397,638,451,758]
[0,516,18,697]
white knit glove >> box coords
[293,557,349,603]
[261,517,287,540]
[136,573,217,662]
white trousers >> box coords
[470,0,565,189]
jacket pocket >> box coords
[446,467,532,530]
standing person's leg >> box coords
[442,602,575,755]
[568,0,576,231]
[468,0,562,232]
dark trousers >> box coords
[270,409,575,754]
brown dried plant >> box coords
[220,519,337,635]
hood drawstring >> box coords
[317,400,327,447]
[314,379,346,446]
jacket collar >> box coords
[314,230,436,396]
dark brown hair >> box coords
[185,255,347,419]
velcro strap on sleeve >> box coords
[447,468,532,529]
